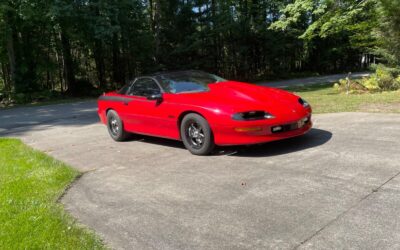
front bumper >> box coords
[212,116,312,146]
[98,110,106,124]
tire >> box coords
[180,113,215,155]
[106,110,130,141]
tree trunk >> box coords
[1,62,10,92]
[150,0,161,64]
[93,39,106,88]
[112,33,124,86]
[5,15,16,93]
[59,24,76,95]
[211,0,219,71]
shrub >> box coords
[396,76,400,85]
[30,90,61,102]
[74,79,98,96]
[334,78,368,94]
[335,65,400,94]
[360,76,380,91]
[373,64,400,91]
[374,65,397,90]
[13,93,31,104]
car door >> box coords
[124,77,177,138]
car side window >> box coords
[118,83,131,95]
[128,78,161,97]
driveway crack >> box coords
[293,169,400,249]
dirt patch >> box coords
[359,102,400,113]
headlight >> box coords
[232,111,275,121]
[298,98,310,108]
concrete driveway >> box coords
[1,101,400,249]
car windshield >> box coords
[156,71,226,94]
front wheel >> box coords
[180,113,215,155]
[106,110,130,141]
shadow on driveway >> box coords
[120,128,332,157]
[227,128,332,157]
[0,101,98,137]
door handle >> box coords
[123,101,129,106]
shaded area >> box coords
[226,128,332,157]
[0,101,98,136]
[122,134,186,149]
[116,128,332,157]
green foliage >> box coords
[333,78,368,94]
[3,90,64,105]
[334,65,400,93]
[12,93,30,104]
[396,76,400,85]
[0,138,105,249]
[271,0,379,72]
[374,65,400,90]
[271,0,378,42]
[269,0,314,32]
[376,0,400,66]
[361,77,380,91]
[0,0,398,102]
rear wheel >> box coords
[106,110,130,141]
[180,113,215,155]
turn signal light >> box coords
[235,127,263,132]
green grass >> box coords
[286,83,400,113]
[0,138,106,249]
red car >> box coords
[98,70,312,155]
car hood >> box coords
[171,81,305,117]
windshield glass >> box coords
[156,71,226,94]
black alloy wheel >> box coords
[180,113,215,155]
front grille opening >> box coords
[241,111,265,120]
[271,123,298,133]
[271,116,310,133]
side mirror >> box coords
[147,93,163,101]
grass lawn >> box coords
[0,138,105,249]
[286,83,400,114]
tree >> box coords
[270,0,379,72]
[0,0,397,101]
[376,0,400,66]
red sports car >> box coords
[98,70,312,155]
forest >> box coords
[0,0,399,101]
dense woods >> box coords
[0,0,399,100]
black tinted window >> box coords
[118,83,131,95]
[129,78,160,96]
[156,71,225,94]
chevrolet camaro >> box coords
[97,70,312,155]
